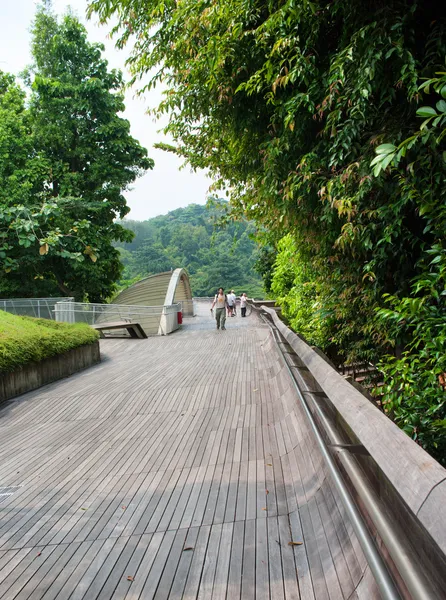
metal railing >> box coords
[178,299,195,316]
[262,305,446,600]
[0,297,74,320]
[54,301,182,336]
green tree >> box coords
[0,5,153,301]
[0,70,55,296]
[368,72,446,465]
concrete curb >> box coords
[0,341,101,403]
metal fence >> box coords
[178,299,195,316]
[0,297,182,336]
[54,301,182,336]
[0,297,74,320]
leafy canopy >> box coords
[0,5,153,301]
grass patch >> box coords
[0,310,99,373]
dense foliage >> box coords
[0,5,152,302]
[116,202,264,297]
[0,310,99,373]
[90,0,446,462]
[271,235,330,350]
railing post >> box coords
[158,305,166,335]
[69,301,75,323]
[54,302,60,322]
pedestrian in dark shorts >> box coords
[240,292,248,317]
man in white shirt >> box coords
[227,290,236,316]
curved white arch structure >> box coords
[111,269,194,335]
[164,268,194,316]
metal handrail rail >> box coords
[260,314,401,600]
[63,301,181,311]
[53,301,181,325]
[0,297,74,302]
[261,306,443,600]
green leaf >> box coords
[416,106,437,118]
[370,154,384,167]
[430,255,442,265]
[380,154,395,171]
[375,143,396,154]
[436,99,446,113]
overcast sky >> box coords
[0,0,212,221]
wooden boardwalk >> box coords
[0,301,372,599]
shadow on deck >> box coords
[0,300,443,599]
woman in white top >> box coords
[240,292,248,317]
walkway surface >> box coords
[0,301,365,599]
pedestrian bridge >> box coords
[112,268,194,318]
[0,300,445,599]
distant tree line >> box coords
[116,201,264,298]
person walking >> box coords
[227,289,236,317]
[240,292,248,317]
[211,288,228,330]
[231,290,237,316]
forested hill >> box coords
[116,202,264,297]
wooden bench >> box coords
[92,321,147,339]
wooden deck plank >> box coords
[223,461,240,523]
[118,530,164,599]
[316,488,355,599]
[268,516,286,600]
[180,465,208,530]
[91,534,140,599]
[320,484,362,585]
[211,521,233,600]
[146,470,184,533]
[226,520,244,598]
[182,524,212,599]
[27,542,84,600]
[108,533,154,599]
[63,537,118,600]
[197,523,222,599]
[38,540,96,600]
[241,519,256,600]
[255,518,270,600]
[213,463,232,525]
[166,527,200,600]
[308,495,343,600]
[139,529,177,600]
[0,302,369,599]
[8,546,68,600]
[277,514,300,600]
[191,464,217,528]
[152,528,188,600]
[0,548,34,592]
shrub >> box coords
[375,247,446,466]
[271,235,331,349]
[0,310,99,373]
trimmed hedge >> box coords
[0,310,100,373]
